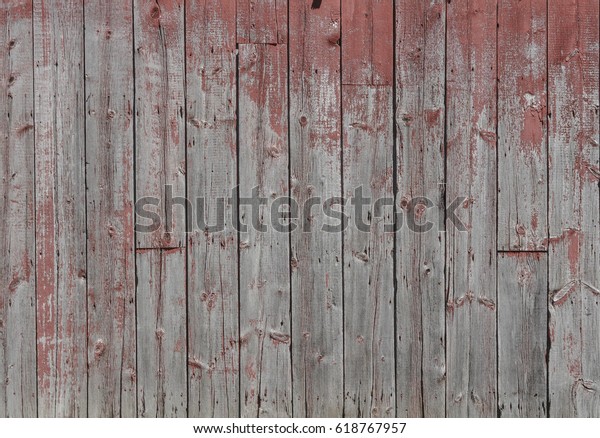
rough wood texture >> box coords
[237,0,287,44]
[0,0,37,418]
[238,43,291,418]
[136,248,187,417]
[134,0,186,249]
[85,0,137,417]
[497,0,548,251]
[33,0,86,417]
[445,0,498,418]
[396,0,446,418]
[498,252,548,417]
[342,85,394,417]
[289,0,343,417]
[185,0,239,417]
[548,0,600,418]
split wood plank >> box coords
[33,0,87,417]
[289,0,343,417]
[134,0,186,249]
[445,0,498,418]
[548,0,600,418]
[498,252,548,417]
[341,0,393,86]
[342,85,395,417]
[395,0,446,418]
[497,0,548,251]
[85,0,137,417]
[185,0,239,417]
[136,248,187,417]
[238,43,292,418]
[237,0,287,44]
[0,0,37,418]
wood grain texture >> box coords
[237,0,287,44]
[85,0,137,417]
[0,0,37,418]
[185,0,239,417]
[445,0,498,418]
[134,0,186,249]
[498,252,548,417]
[238,43,291,418]
[548,0,600,417]
[289,0,343,418]
[33,0,86,417]
[341,0,393,85]
[497,0,548,251]
[136,248,187,417]
[342,85,394,417]
[395,0,446,418]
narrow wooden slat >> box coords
[498,252,548,417]
[33,0,86,417]
[238,43,291,418]
[0,0,37,418]
[548,0,600,417]
[342,85,394,417]
[85,0,136,417]
[289,0,343,417]
[237,0,287,44]
[497,0,548,250]
[136,248,187,417]
[185,0,239,417]
[342,0,393,85]
[395,0,446,417]
[445,0,497,417]
[134,0,186,249]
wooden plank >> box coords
[237,0,287,44]
[134,0,186,249]
[395,0,445,417]
[445,0,497,417]
[342,85,394,417]
[342,0,393,85]
[498,252,548,417]
[289,0,343,417]
[136,248,187,417]
[185,0,239,417]
[238,43,291,418]
[0,0,37,418]
[33,0,86,417]
[85,0,136,417]
[548,0,600,417]
[497,0,548,250]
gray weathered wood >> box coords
[395,0,446,417]
[445,0,498,417]
[136,248,187,417]
[289,0,343,417]
[134,0,186,249]
[185,0,239,417]
[342,85,395,417]
[33,0,87,417]
[238,43,291,418]
[0,0,37,418]
[497,0,548,251]
[548,0,600,417]
[85,0,137,417]
[498,252,548,417]
[236,0,287,44]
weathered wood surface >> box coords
[498,252,548,417]
[548,0,600,417]
[2,0,600,419]
[33,0,86,417]
[445,0,498,418]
